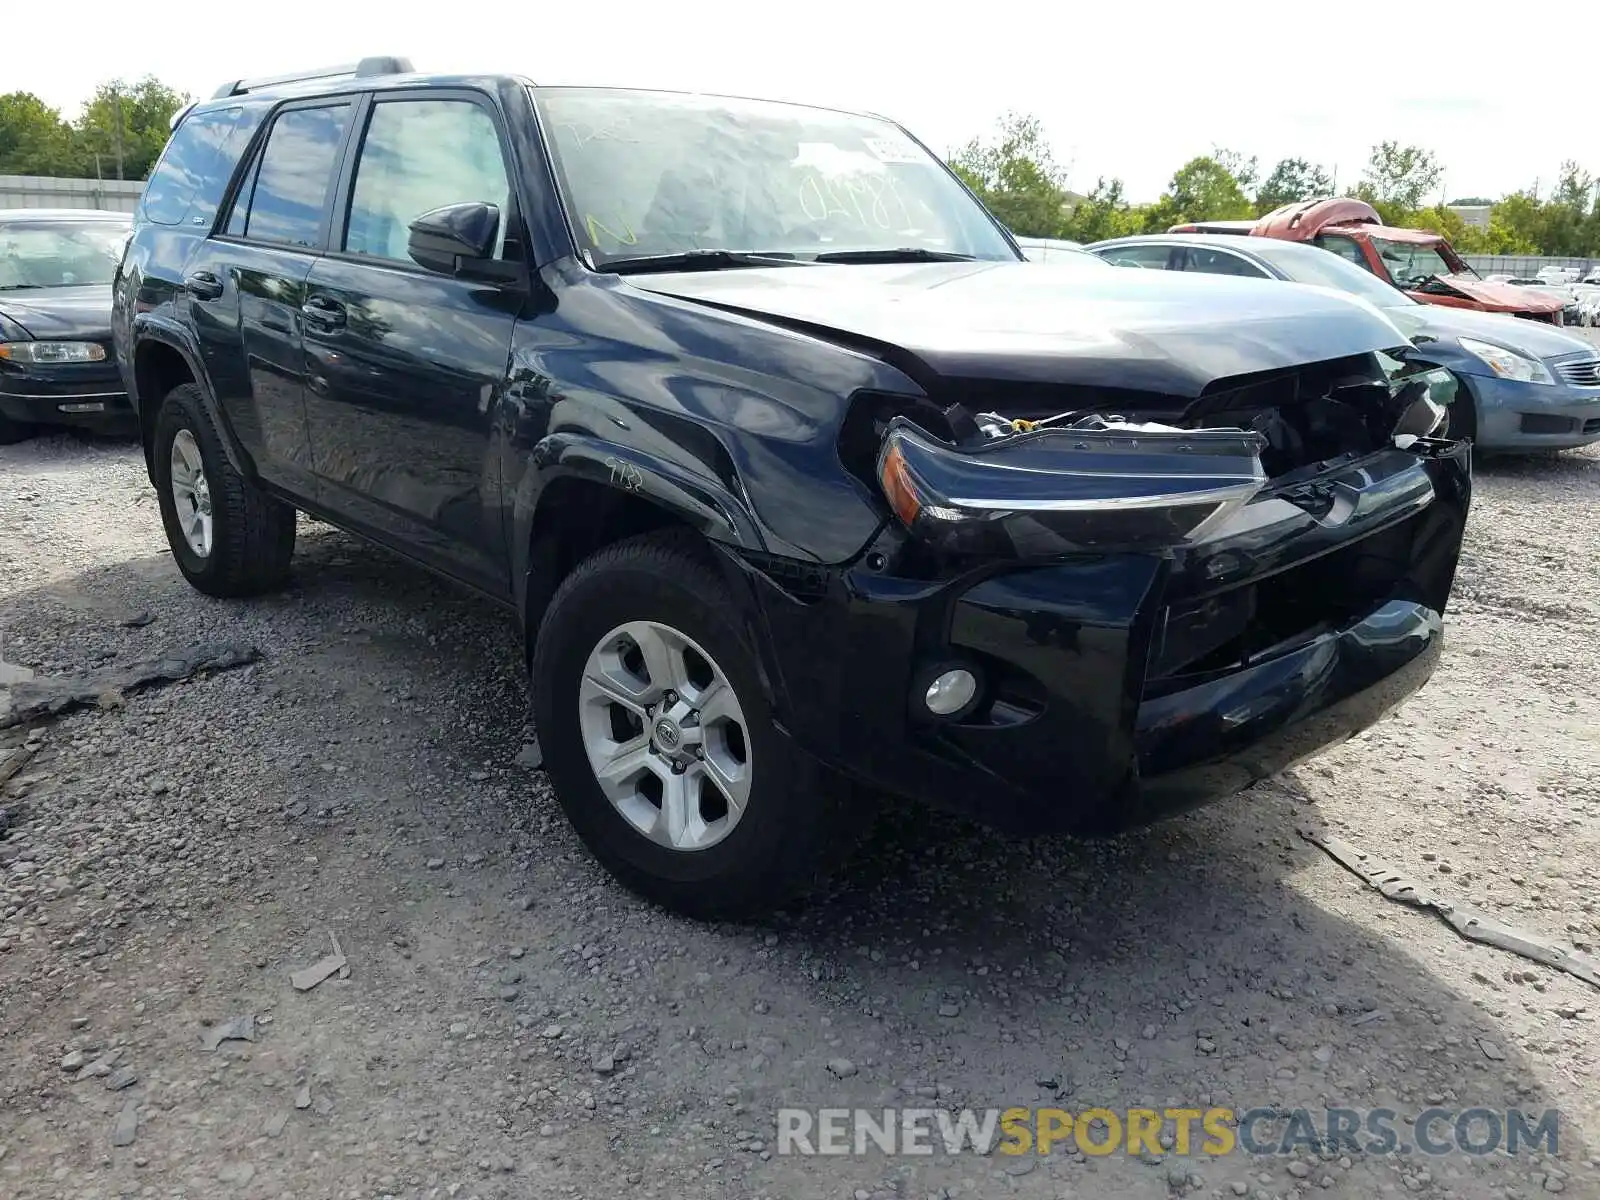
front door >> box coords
[301,92,520,597]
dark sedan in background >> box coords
[0,208,135,444]
[1085,233,1600,453]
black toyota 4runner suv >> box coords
[114,58,1471,918]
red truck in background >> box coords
[1170,197,1566,325]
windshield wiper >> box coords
[597,250,803,275]
[0,283,42,291]
[811,248,977,264]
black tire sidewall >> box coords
[534,548,825,909]
[152,387,227,588]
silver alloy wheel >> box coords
[168,429,213,558]
[578,620,752,852]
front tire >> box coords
[531,532,850,919]
[153,383,296,597]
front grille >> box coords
[1555,356,1600,387]
[1146,508,1432,689]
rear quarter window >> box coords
[140,106,259,228]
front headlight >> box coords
[1457,337,1554,385]
[0,341,108,365]
[877,417,1267,557]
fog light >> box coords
[924,668,978,716]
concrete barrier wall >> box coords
[0,175,143,213]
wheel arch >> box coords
[516,467,790,717]
[520,474,709,650]
[513,429,773,635]
[130,318,251,480]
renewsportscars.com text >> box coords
[776,1106,1561,1158]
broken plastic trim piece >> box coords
[1301,828,1600,991]
[876,416,1268,556]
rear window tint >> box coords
[140,106,255,228]
[237,104,352,248]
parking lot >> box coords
[3,376,1600,1198]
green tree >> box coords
[1541,161,1596,256]
[1059,177,1142,243]
[1160,155,1253,224]
[1482,218,1539,255]
[1213,148,1259,197]
[1255,157,1333,214]
[1403,204,1468,243]
[1356,141,1443,222]
[0,92,78,175]
[948,112,1069,239]
[74,77,189,180]
[1491,190,1548,253]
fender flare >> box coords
[510,431,769,578]
[130,314,253,479]
[512,431,800,710]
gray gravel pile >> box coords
[2,431,1599,1200]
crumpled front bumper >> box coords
[741,441,1470,835]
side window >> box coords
[1096,244,1175,270]
[233,104,352,249]
[140,106,251,228]
[1180,248,1271,279]
[224,153,260,238]
[343,99,513,264]
[1314,235,1371,273]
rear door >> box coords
[191,99,356,495]
[300,90,521,596]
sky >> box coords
[14,1,1599,204]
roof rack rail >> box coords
[211,56,414,99]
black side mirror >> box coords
[407,202,501,276]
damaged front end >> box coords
[869,351,1455,565]
[761,349,1472,834]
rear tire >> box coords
[153,382,296,597]
[531,531,851,919]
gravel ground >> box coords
[2,419,1600,1200]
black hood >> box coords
[0,284,114,342]
[625,260,1410,397]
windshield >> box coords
[532,88,1017,267]
[1248,240,1416,309]
[0,220,129,290]
[1370,238,1468,288]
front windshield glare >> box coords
[1372,239,1458,288]
[0,222,127,290]
[533,88,1018,266]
